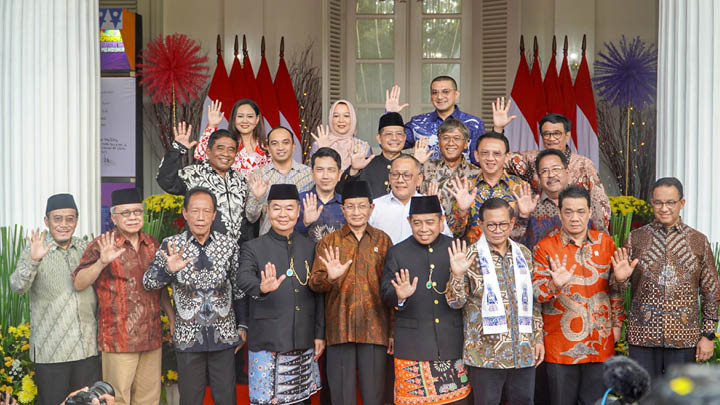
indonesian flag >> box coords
[558,46,578,151]
[274,38,303,162]
[200,51,235,133]
[256,38,282,133]
[229,39,249,103]
[530,44,547,142]
[242,41,261,105]
[574,42,600,168]
[505,40,538,151]
[543,40,564,127]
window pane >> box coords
[356,0,394,14]
[356,64,394,104]
[422,18,461,59]
[356,19,395,59]
[356,108,387,145]
[423,0,461,14]
[422,63,460,103]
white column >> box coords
[0,0,100,236]
[657,0,720,242]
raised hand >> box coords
[413,136,431,164]
[248,171,270,199]
[160,242,193,273]
[319,246,353,281]
[385,85,409,113]
[547,254,576,289]
[27,228,51,262]
[425,181,439,197]
[447,175,477,212]
[303,193,324,226]
[448,239,476,277]
[350,142,375,174]
[492,97,517,132]
[97,232,126,266]
[611,247,639,282]
[311,125,333,149]
[260,262,287,293]
[173,121,197,149]
[512,182,540,218]
[391,269,418,302]
[207,99,224,128]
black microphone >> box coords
[597,355,651,405]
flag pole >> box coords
[625,105,631,194]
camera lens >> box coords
[90,381,115,397]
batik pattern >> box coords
[394,358,471,404]
[248,348,321,405]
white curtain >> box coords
[657,0,720,242]
[0,0,100,236]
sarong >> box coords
[394,358,471,404]
[249,347,322,405]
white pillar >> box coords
[0,0,101,236]
[657,0,720,242]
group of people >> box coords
[10,75,720,405]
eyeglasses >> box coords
[343,204,370,212]
[478,151,504,159]
[380,131,405,138]
[651,200,679,209]
[484,222,511,232]
[430,88,455,98]
[113,209,144,218]
[389,171,414,181]
[538,166,566,177]
[439,135,465,143]
[541,131,565,139]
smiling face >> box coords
[389,158,422,203]
[44,208,78,245]
[331,102,352,135]
[474,138,507,177]
[540,122,572,152]
[651,185,685,227]
[268,128,296,164]
[376,125,405,154]
[479,207,514,250]
[341,197,373,228]
[111,203,145,234]
[207,136,238,173]
[408,213,443,245]
[537,154,570,196]
[268,199,300,235]
[438,128,468,162]
[233,104,260,136]
[430,80,459,114]
[312,156,341,194]
[559,197,591,239]
[182,192,217,237]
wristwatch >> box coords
[703,332,716,341]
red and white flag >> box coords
[229,35,249,103]
[256,37,281,133]
[242,36,261,105]
[200,45,235,133]
[530,38,547,143]
[558,37,578,151]
[574,36,600,168]
[505,38,538,152]
[543,37,564,132]
[274,38,303,161]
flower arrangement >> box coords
[143,194,185,242]
[0,323,37,403]
[609,195,654,228]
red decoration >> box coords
[138,34,209,106]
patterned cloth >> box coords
[511,191,608,251]
[74,232,162,353]
[194,124,271,179]
[394,358,471,405]
[532,229,624,364]
[10,235,97,363]
[309,224,393,347]
[419,157,480,216]
[446,244,543,368]
[505,148,611,229]
[248,348,321,405]
[369,192,452,245]
[446,172,525,243]
[143,231,244,352]
[403,106,485,166]
[618,220,720,348]
[245,160,314,235]
[295,187,346,242]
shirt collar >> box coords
[310,186,342,204]
[201,160,237,178]
[340,223,375,239]
[430,105,461,122]
[389,191,421,205]
[187,230,215,247]
[47,235,82,252]
[651,217,685,233]
[268,227,295,242]
[560,228,595,247]
[478,171,511,187]
[270,160,301,173]
[115,231,154,247]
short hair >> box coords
[479,197,514,221]
[392,154,421,173]
[535,149,569,170]
[476,131,510,154]
[437,117,470,140]
[311,147,342,169]
[558,185,590,209]
[539,113,572,132]
[652,177,684,199]
[431,75,458,89]
[208,129,238,149]
[183,187,217,211]
[267,126,294,141]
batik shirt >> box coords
[194,124,271,179]
[446,244,543,369]
[617,220,720,348]
[532,229,624,364]
[419,157,480,216]
[143,231,243,352]
[404,106,485,166]
[447,172,525,243]
[295,188,345,242]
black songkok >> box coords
[267,184,300,201]
[342,181,373,202]
[45,193,78,216]
[378,112,405,132]
[409,196,442,215]
[111,188,142,207]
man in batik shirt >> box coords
[532,186,624,405]
[613,177,720,380]
[381,195,471,404]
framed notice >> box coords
[100,77,137,178]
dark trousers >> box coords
[326,343,387,405]
[629,345,695,381]
[176,348,236,405]
[467,365,535,405]
[546,362,604,405]
[35,355,101,405]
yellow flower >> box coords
[18,390,36,403]
[21,343,29,351]
[3,357,11,367]
[167,370,178,381]
[2,385,12,394]
[6,376,12,383]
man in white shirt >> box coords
[369,155,452,244]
